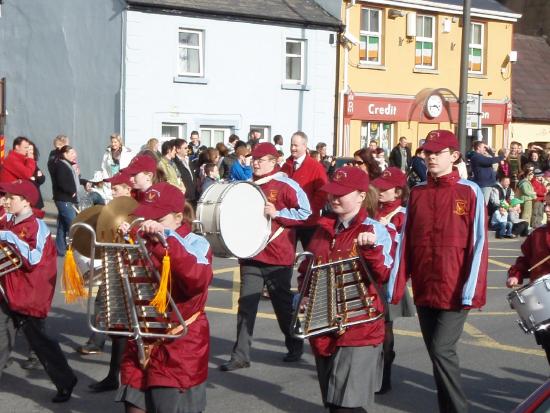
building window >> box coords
[161,123,186,140]
[200,126,232,147]
[249,126,271,142]
[469,23,484,73]
[415,15,435,69]
[360,122,394,153]
[285,39,306,84]
[359,8,382,64]
[178,29,203,77]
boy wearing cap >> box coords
[490,201,515,239]
[220,142,311,371]
[371,167,415,394]
[299,166,393,413]
[122,154,159,201]
[116,182,213,413]
[389,130,488,413]
[0,180,77,402]
[106,171,134,198]
[508,198,529,237]
[507,199,550,364]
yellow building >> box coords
[335,0,521,156]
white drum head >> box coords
[218,182,270,258]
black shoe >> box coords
[219,359,250,372]
[88,377,119,392]
[77,343,103,355]
[282,352,303,362]
[21,356,41,370]
[52,377,77,403]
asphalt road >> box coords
[0,233,547,413]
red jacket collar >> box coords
[427,169,461,187]
[376,199,402,220]
[318,208,369,237]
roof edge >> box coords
[126,1,343,30]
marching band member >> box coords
[388,130,488,413]
[220,142,311,371]
[371,167,415,394]
[299,166,393,413]
[507,196,550,364]
[116,182,213,413]
[0,180,77,402]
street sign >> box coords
[466,92,483,129]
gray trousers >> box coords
[230,262,303,362]
[417,306,469,413]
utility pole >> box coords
[458,0,472,155]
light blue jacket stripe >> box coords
[272,176,312,221]
[0,218,49,266]
[363,217,393,268]
[458,179,486,305]
[164,229,210,265]
[386,211,408,302]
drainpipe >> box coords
[338,0,355,157]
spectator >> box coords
[196,148,219,185]
[489,176,514,218]
[531,169,547,228]
[517,164,537,226]
[505,141,523,189]
[353,148,383,179]
[158,140,185,192]
[51,145,88,256]
[0,136,36,182]
[490,202,514,238]
[101,133,133,178]
[188,131,201,160]
[229,142,252,181]
[276,150,285,166]
[407,148,427,188]
[309,150,320,162]
[521,143,543,166]
[454,153,468,179]
[201,163,219,194]
[368,139,378,152]
[316,142,333,173]
[374,147,388,171]
[215,142,230,178]
[219,142,238,181]
[227,134,240,154]
[87,171,112,205]
[470,141,507,205]
[281,131,328,249]
[274,135,285,157]
[142,138,161,161]
[247,129,262,148]
[528,150,544,171]
[47,135,69,182]
[172,139,197,207]
[27,140,45,210]
[508,198,529,237]
[389,136,411,172]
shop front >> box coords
[342,91,511,155]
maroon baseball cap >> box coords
[372,167,407,191]
[105,172,132,187]
[321,166,370,196]
[249,142,279,159]
[421,130,459,153]
[133,182,185,220]
[0,180,39,207]
[122,155,157,176]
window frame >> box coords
[415,15,436,69]
[161,123,187,140]
[360,121,394,152]
[468,22,485,74]
[359,7,383,65]
[178,28,204,77]
[199,126,233,147]
[284,39,306,85]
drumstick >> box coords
[528,254,550,272]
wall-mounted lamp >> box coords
[388,9,405,19]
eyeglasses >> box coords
[423,149,451,157]
[253,157,272,164]
[352,160,364,166]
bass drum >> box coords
[196,181,271,258]
[508,273,550,333]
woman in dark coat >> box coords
[28,141,46,210]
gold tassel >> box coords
[150,249,171,313]
[62,245,88,303]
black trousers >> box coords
[0,302,76,390]
[230,262,303,362]
[296,227,316,251]
[417,306,469,413]
[535,328,550,365]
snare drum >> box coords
[195,182,271,258]
[508,273,550,333]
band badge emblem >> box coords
[18,228,27,239]
[268,189,278,203]
[145,189,160,203]
[454,199,467,216]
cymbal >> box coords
[71,205,104,259]
[96,196,139,243]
